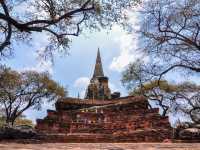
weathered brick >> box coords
[36,96,172,142]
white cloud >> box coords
[22,59,53,75]
[74,77,90,89]
[109,32,140,72]
[80,90,86,99]
[14,0,48,20]
[109,8,147,72]
[109,82,119,92]
[74,77,90,98]
[20,32,54,74]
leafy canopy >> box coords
[0,65,66,125]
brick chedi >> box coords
[36,49,172,142]
[85,49,111,100]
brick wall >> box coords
[36,96,172,142]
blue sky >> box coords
[1,24,143,122]
[1,24,199,124]
[1,3,199,124]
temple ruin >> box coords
[36,49,172,142]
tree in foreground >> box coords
[134,0,200,80]
[0,66,66,126]
[122,0,200,125]
[0,0,138,59]
[122,62,200,123]
[129,80,178,117]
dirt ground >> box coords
[0,143,199,150]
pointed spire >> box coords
[93,48,104,78]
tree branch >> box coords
[0,1,12,52]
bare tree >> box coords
[122,61,200,117]
[0,65,66,126]
[0,0,137,59]
[172,83,200,123]
[134,0,200,80]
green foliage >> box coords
[121,60,147,91]
[0,115,34,128]
[121,0,200,121]
[131,80,178,96]
[122,62,200,118]
[0,65,67,126]
[121,61,199,95]
[14,118,34,127]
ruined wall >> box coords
[36,96,172,142]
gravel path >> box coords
[0,143,199,150]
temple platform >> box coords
[36,96,172,142]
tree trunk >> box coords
[5,117,16,127]
[5,118,13,127]
[162,108,168,117]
